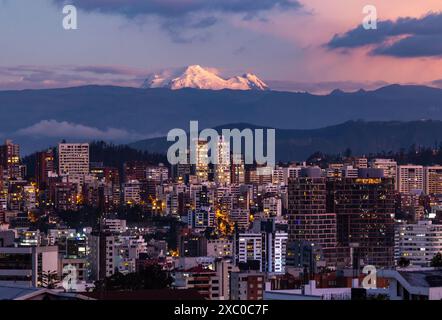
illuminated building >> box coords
[263,195,282,218]
[58,143,90,177]
[398,165,424,194]
[228,209,249,231]
[424,166,442,195]
[35,149,55,190]
[287,167,337,265]
[235,232,262,271]
[215,136,231,185]
[195,140,209,182]
[50,182,78,211]
[173,265,221,300]
[395,220,442,267]
[123,180,141,206]
[146,164,169,184]
[235,224,289,274]
[124,161,149,182]
[0,246,58,287]
[327,168,395,267]
[202,238,233,258]
[0,140,21,179]
[188,207,215,229]
[369,158,397,180]
[230,271,264,300]
[231,154,245,184]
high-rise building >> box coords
[231,154,245,184]
[195,140,209,182]
[215,137,231,185]
[348,157,368,169]
[370,158,397,180]
[327,168,395,267]
[58,143,89,177]
[0,140,21,179]
[235,219,288,274]
[124,161,148,182]
[397,165,424,194]
[424,166,442,195]
[188,208,215,229]
[123,180,141,206]
[0,246,58,287]
[88,232,117,280]
[36,149,55,189]
[146,164,169,184]
[395,220,442,267]
[287,167,337,264]
[235,233,263,271]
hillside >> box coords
[129,120,442,161]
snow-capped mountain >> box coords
[142,65,269,91]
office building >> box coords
[35,149,55,189]
[398,165,424,194]
[395,220,442,267]
[425,166,442,195]
[58,143,90,177]
[0,246,58,287]
[287,167,337,264]
[327,168,395,267]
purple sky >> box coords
[1,0,442,93]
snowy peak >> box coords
[142,65,269,91]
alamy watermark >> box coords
[62,264,78,291]
[167,121,275,168]
[62,5,78,30]
[362,5,377,30]
[362,265,377,289]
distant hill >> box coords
[3,84,442,154]
[129,120,442,161]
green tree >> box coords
[398,257,410,268]
[41,271,59,289]
[431,252,442,268]
[94,265,173,292]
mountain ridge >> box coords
[129,119,442,161]
[2,83,442,155]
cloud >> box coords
[53,0,301,43]
[16,120,145,141]
[0,65,148,90]
[327,12,442,58]
[266,80,389,94]
[72,65,145,76]
[52,0,301,18]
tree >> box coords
[94,265,173,292]
[397,257,410,268]
[41,271,59,289]
[431,252,442,268]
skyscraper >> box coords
[327,168,395,267]
[0,140,20,179]
[287,167,337,265]
[215,136,231,185]
[195,140,209,182]
[36,149,55,189]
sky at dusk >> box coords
[1,0,442,93]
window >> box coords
[0,253,32,270]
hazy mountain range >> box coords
[129,120,442,161]
[2,84,442,155]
